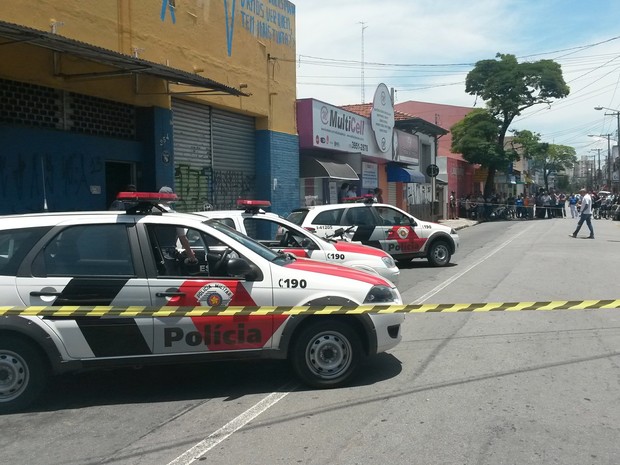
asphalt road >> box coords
[4,217,620,465]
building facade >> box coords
[296,89,446,219]
[0,0,299,216]
[394,101,474,202]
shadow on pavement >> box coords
[23,353,403,412]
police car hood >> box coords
[417,219,455,234]
[283,258,391,286]
[332,240,391,257]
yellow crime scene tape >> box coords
[1,300,620,317]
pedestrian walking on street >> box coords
[570,188,594,239]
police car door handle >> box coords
[156,291,186,297]
[30,291,63,297]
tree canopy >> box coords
[451,108,518,169]
[511,129,577,191]
[452,53,570,196]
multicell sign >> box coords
[296,94,417,163]
[309,100,371,154]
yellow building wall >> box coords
[0,0,297,134]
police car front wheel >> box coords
[428,240,451,267]
[0,336,48,414]
[291,320,362,388]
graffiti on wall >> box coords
[174,164,210,212]
[173,165,256,212]
[0,151,104,214]
[213,170,256,210]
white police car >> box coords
[0,192,404,413]
[193,200,400,285]
[288,198,459,266]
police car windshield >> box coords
[286,210,307,225]
[204,219,289,263]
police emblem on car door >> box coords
[143,223,283,354]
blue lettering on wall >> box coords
[156,0,294,56]
[224,0,237,56]
[235,0,295,54]
[161,0,177,24]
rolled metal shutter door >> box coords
[172,98,212,212]
[211,108,256,209]
[387,182,397,205]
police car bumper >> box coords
[452,232,460,250]
[369,313,405,353]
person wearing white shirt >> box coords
[570,188,594,239]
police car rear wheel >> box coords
[428,240,451,267]
[0,337,48,413]
[292,320,361,388]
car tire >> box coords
[0,336,48,414]
[291,320,362,388]
[427,240,451,267]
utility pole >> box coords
[594,106,620,191]
[590,148,601,189]
[606,133,612,188]
[359,21,367,103]
[588,133,614,189]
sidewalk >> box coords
[437,217,479,231]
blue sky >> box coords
[295,0,620,157]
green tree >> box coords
[454,53,570,196]
[511,130,576,191]
[451,108,518,171]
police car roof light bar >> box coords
[343,195,375,204]
[237,199,271,208]
[117,192,179,202]
[237,199,271,213]
[116,191,179,215]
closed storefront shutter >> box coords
[172,98,212,212]
[387,182,397,205]
[211,108,256,209]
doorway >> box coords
[105,162,136,208]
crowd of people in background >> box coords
[458,188,620,222]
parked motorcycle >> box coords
[488,205,510,221]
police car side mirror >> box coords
[227,257,261,281]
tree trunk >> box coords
[484,167,496,198]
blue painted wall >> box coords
[256,130,299,217]
[136,106,174,191]
[0,120,294,216]
[0,125,143,214]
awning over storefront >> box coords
[0,20,245,96]
[300,156,359,180]
[387,164,426,183]
[395,117,448,137]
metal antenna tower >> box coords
[360,21,368,103]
